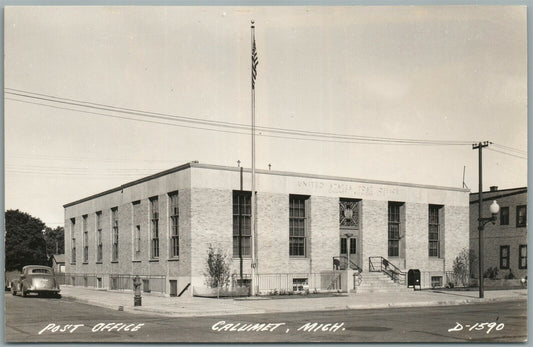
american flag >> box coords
[251,39,258,89]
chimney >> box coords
[490,186,498,192]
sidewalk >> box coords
[59,286,528,318]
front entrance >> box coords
[339,198,362,270]
[340,236,358,268]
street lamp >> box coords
[478,199,500,298]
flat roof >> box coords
[469,187,527,204]
[64,161,470,208]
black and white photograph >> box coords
[3,4,528,343]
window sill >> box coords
[95,262,102,264]
[82,262,88,265]
[149,259,159,263]
[232,257,252,260]
[289,257,308,260]
[132,260,142,263]
[70,263,76,265]
[168,258,180,262]
[111,261,119,264]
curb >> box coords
[62,294,127,312]
[60,292,526,318]
[131,307,269,317]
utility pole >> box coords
[472,141,489,298]
[239,166,243,285]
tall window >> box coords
[82,215,88,263]
[70,218,76,264]
[233,191,251,257]
[388,202,401,257]
[132,201,141,260]
[135,225,141,254]
[289,195,308,257]
[111,208,119,262]
[519,245,527,269]
[500,245,510,269]
[500,207,509,225]
[169,192,179,258]
[96,212,102,262]
[150,197,159,259]
[516,205,527,227]
[428,205,441,257]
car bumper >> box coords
[26,289,61,294]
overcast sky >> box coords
[4,6,527,227]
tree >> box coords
[5,209,48,271]
[452,248,477,287]
[204,245,231,289]
[43,226,65,255]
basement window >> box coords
[431,276,443,288]
[292,278,308,292]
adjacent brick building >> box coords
[470,187,527,280]
[64,162,469,295]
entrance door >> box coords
[169,280,177,297]
[340,237,358,269]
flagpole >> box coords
[250,20,257,296]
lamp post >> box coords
[478,200,500,298]
[473,141,500,299]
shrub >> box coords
[506,269,515,280]
[204,245,231,289]
[484,267,499,280]
[453,248,476,286]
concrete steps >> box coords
[353,272,412,294]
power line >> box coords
[487,147,527,160]
[8,153,184,164]
[491,143,527,155]
[5,169,149,178]
[6,96,472,146]
[6,88,475,146]
[5,97,253,137]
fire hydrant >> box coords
[133,275,142,307]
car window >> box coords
[31,269,51,274]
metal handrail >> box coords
[368,256,405,285]
[332,256,363,273]
[327,272,342,290]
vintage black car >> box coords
[11,265,61,297]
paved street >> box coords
[5,293,527,343]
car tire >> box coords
[21,287,27,297]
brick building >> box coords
[470,187,527,280]
[64,162,469,295]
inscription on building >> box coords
[297,180,399,197]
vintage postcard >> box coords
[4,5,527,343]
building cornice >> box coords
[63,162,194,208]
[191,162,470,193]
[64,161,469,208]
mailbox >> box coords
[407,269,421,291]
